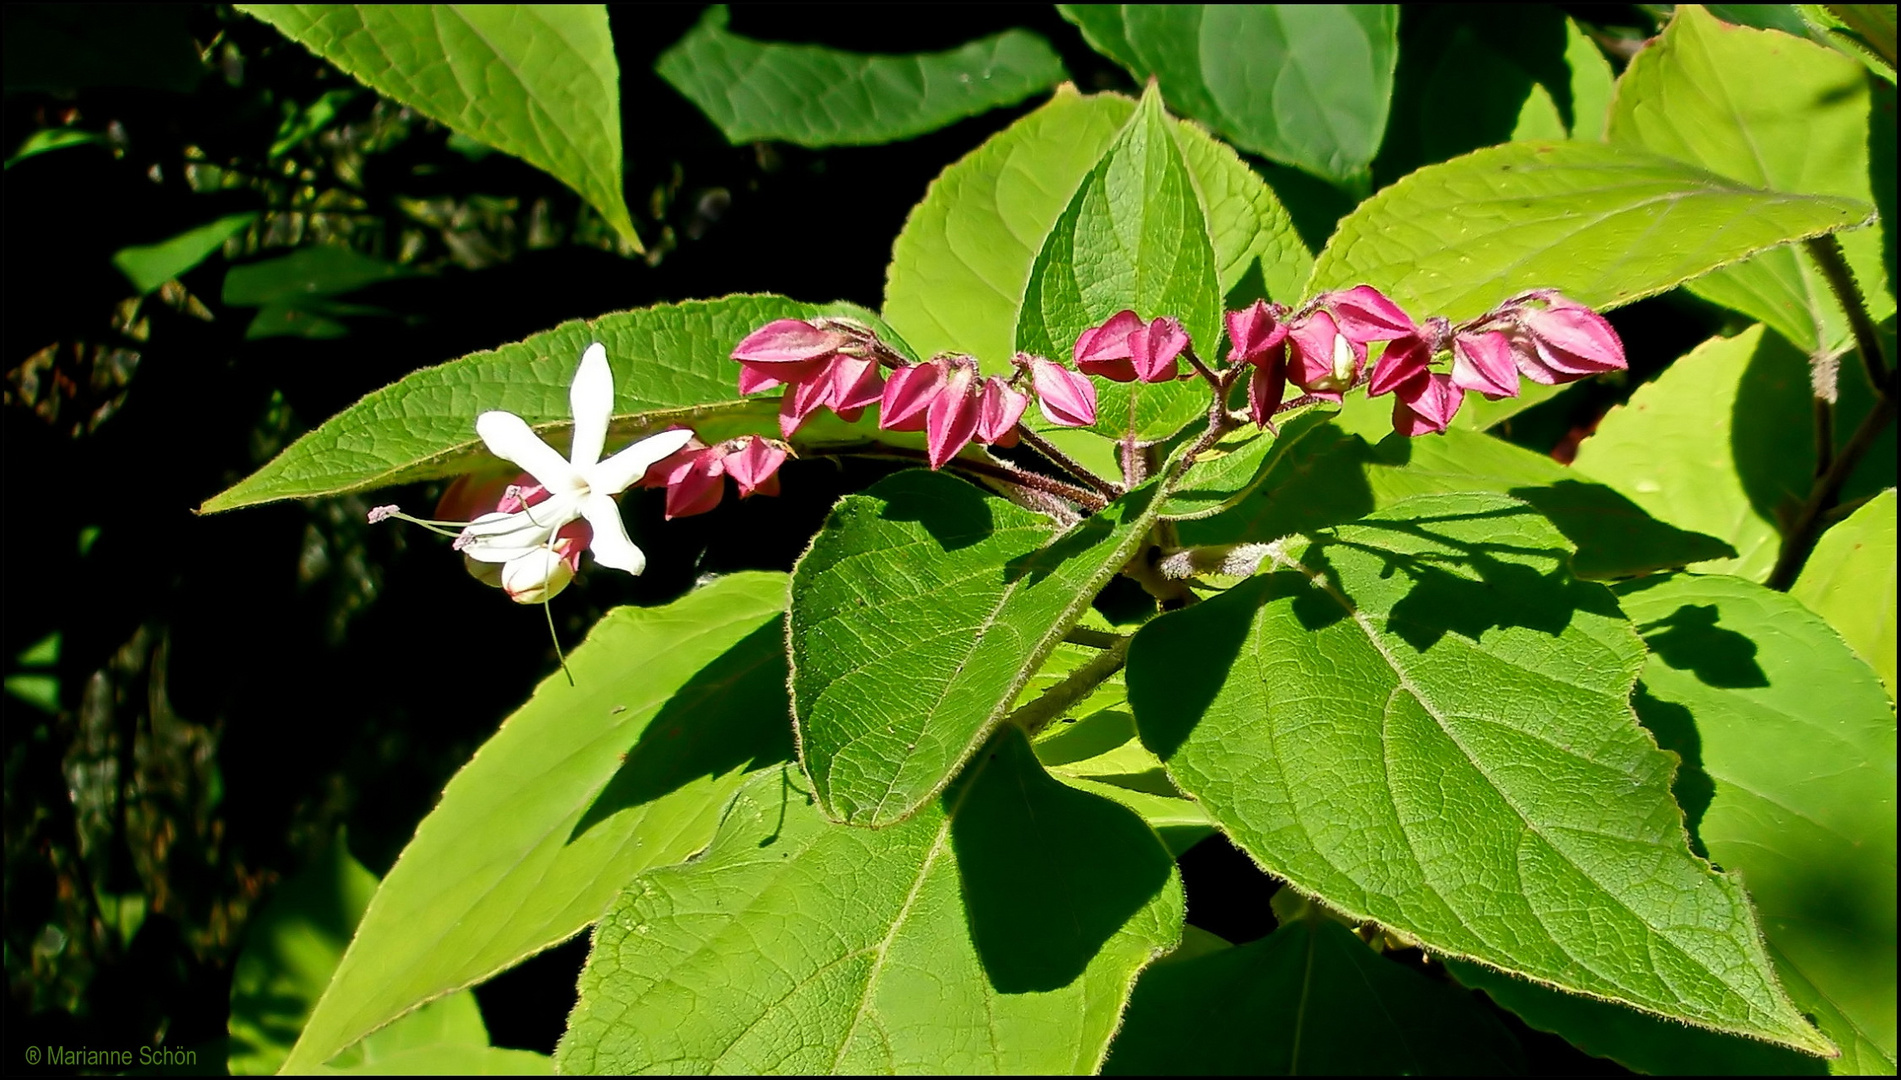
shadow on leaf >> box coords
[1633,602,1769,689]
[867,469,995,552]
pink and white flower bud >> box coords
[1451,331,1521,399]
[975,378,1028,446]
[1391,372,1463,437]
[501,519,591,604]
[1019,353,1097,428]
[1320,285,1417,343]
[1286,310,1363,401]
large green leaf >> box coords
[1619,573,1897,1074]
[1061,5,1398,190]
[881,86,1309,374]
[229,837,549,1076]
[1178,421,1735,579]
[1572,326,1897,581]
[1610,5,1893,357]
[1016,85,1220,443]
[1306,139,1875,322]
[1104,919,1523,1075]
[557,728,1183,1074]
[236,5,640,249]
[281,573,794,1071]
[790,470,1161,827]
[1128,492,1832,1055]
[1792,488,1897,700]
[656,6,1064,147]
[200,295,891,513]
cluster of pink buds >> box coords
[638,434,788,518]
[1226,286,1425,426]
[1072,311,1190,383]
[731,317,1101,470]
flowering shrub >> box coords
[45,4,1888,1075]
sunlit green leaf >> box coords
[236,4,641,250]
[657,6,1064,147]
[282,574,794,1071]
[5,127,108,169]
[1610,4,1892,357]
[791,471,1161,826]
[1619,573,1897,1074]
[1792,488,1897,699]
[1129,493,1832,1055]
[1062,4,1398,189]
[557,728,1182,1074]
[112,212,257,296]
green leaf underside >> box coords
[790,470,1161,827]
[1106,919,1523,1075]
[1448,959,1825,1075]
[281,574,794,1072]
[1129,492,1831,1055]
[1572,326,1896,582]
[200,295,889,513]
[556,728,1183,1074]
[656,6,1064,147]
[1061,5,1399,188]
[1611,5,1893,357]
[882,86,1311,377]
[236,4,639,248]
[1016,86,1220,442]
[1619,574,1897,1073]
[1792,488,1897,700]
[1306,139,1875,322]
[112,212,258,295]
[1179,420,1735,579]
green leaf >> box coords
[222,245,412,307]
[317,1044,550,1075]
[1016,85,1220,442]
[199,295,891,513]
[1158,406,1339,520]
[882,86,1309,375]
[656,6,1064,147]
[1306,139,1875,322]
[1061,5,1399,190]
[1610,5,1893,358]
[1792,488,1897,700]
[557,727,1183,1074]
[1618,573,1897,1073]
[1128,492,1832,1055]
[1105,919,1524,1075]
[790,470,1161,826]
[1179,421,1736,579]
[281,574,794,1071]
[111,212,257,296]
[236,4,641,251]
[5,127,108,169]
[1572,326,1897,581]
[1447,958,1825,1075]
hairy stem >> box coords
[1012,424,1124,497]
[1007,633,1132,738]
[1768,365,1899,590]
[1063,626,1128,649]
[1806,234,1892,396]
[842,448,1108,512]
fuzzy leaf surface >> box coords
[281,574,794,1071]
[1610,5,1893,356]
[557,728,1182,1074]
[1619,573,1897,1073]
[1306,139,1874,321]
[790,470,1160,826]
[657,6,1064,147]
[1791,488,1897,700]
[201,296,892,513]
[1128,492,1831,1055]
[237,4,640,248]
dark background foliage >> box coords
[4,4,1697,1071]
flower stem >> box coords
[1012,425,1124,497]
[1806,234,1892,397]
[1063,626,1127,649]
[1768,364,1899,590]
[1007,633,1132,738]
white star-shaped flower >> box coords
[456,342,692,579]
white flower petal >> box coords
[476,411,585,494]
[580,492,645,575]
[590,427,695,495]
[456,495,581,562]
[568,343,613,470]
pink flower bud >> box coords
[1019,353,1097,428]
[1287,310,1363,401]
[926,361,982,469]
[1247,360,1287,428]
[1129,316,1189,383]
[1225,300,1289,367]
[1391,372,1463,437]
[1366,330,1435,398]
[722,436,786,499]
[1511,296,1626,384]
[733,318,846,365]
[975,378,1028,446]
[1451,331,1521,399]
[878,361,946,432]
[1072,309,1145,382]
[1320,285,1416,343]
